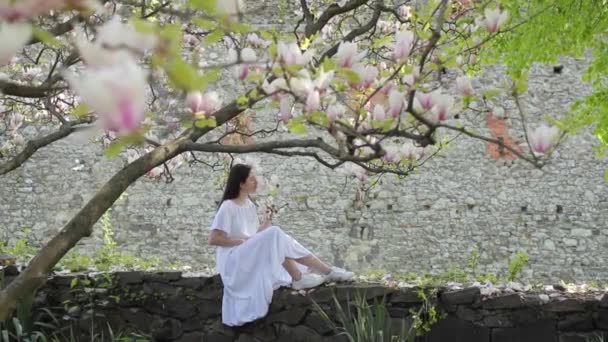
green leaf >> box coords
[236,95,249,107]
[338,68,361,84]
[259,30,273,40]
[514,76,529,94]
[72,103,90,118]
[130,18,157,34]
[104,141,124,157]
[194,117,217,128]
[189,0,216,12]
[165,58,204,90]
[32,26,61,47]
[193,18,217,30]
[287,119,308,135]
[204,29,225,44]
[321,57,336,72]
[481,88,501,100]
[309,111,329,126]
[70,278,78,289]
[229,22,252,34]
[372,35,393,48]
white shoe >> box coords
[325,266,354,282]
[291,273,326,290]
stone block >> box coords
[482,293,524,310]
[492,319,557,342]
[420,317,490,342]
[440,287,481,305]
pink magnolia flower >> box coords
[65,58,148,135]
[455,76,474,96]
[247,33,269,48]
[402,142,424,161]
[382,144,401,163]
[402,69,420,87]
[96,16,157,53]
[186,91,203,113]
[305,90,320,113]
[388,90,404,118]
[231,47,257,80]
[327,103,345,122]
[392,30,414,61]
[263,78,288,98]
[0,22,31,66]
[479,8,509,33]
[415,91,436,111]
[277,41,314,66]
[353,64,378,88]
[431,93,454,122]
[528,124,559,155]
[187,91,221,117]
[335,41,365,68]
[314,68,334,92]
[0,0,100,21]
[279,96,292,123]
[373,104,386,121]
[341,162,368,181]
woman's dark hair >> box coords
[219,164,252,206]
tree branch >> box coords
[305,0,369,37]
[0,118,94,175]
[0,80,63,98]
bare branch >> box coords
[305,0,370,37]
[0,117,94,175]
[0,81,63,98]
[437,122,543,168]
[318,0,382,62]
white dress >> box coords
[209,199,312,326]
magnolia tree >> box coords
[0,0,568,318]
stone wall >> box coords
[6,269,608,342]
[1,1,608,282]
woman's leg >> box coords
[283,258,302,280]
[294,254,332,275]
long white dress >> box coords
[209,199,312,326]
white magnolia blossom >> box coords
[65,58,148,134]
[478,8,509,33]
[528,124,559,155]
[277,41,314,66]
[186,91,221,117]
[388,89,405,118]
[327,103,345,122]
[335,41,365,68]
[392,29,415,61]
[373,104,386,121]
[455,76,474,96]
[0,22,31,66]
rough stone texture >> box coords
[1,2,608,284]
[7,270,607,342]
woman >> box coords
[208,163,354,326]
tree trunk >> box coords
[0,137,188,320]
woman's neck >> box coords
[233,193,248,204]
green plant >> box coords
[586,333,605,342]
[0,236,37,262]
[314,291,416,342]
[409,287,445,336]
[507,251,529,282]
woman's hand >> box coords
[259,209,273,231]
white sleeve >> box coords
[210,202,231,234]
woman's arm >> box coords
[208,229,246,247]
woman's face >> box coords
[240,170,258,195]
